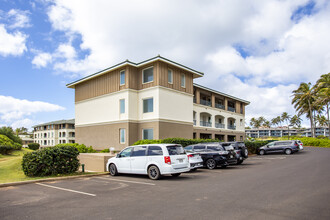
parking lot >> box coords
[1,147,330,220]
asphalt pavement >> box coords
[1,147,329,220]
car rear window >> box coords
[167,145,185,155]
[207,146,224,151]
[147,146,163,156]
[194,145,206,151]
[132,146,147,157]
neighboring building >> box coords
[67,56,249,150]
[246,126,329,138]
[19,134,34,146]
[33,119,75,147]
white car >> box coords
[186,151,203,170]
[106,144,190,180]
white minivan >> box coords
[106,144,190,180]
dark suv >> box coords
[259,140,300,155]
[184,143,237,169]
[220,142,248,164]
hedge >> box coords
[55,143,97,153]
[244,141,269,154]
[133,138,220,147]
[0,145,14,155]
[0,134,22,154]
[28,143,40,150]
[290,137,330,148]
[22,145,80,177]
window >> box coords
[147,146,163,156]
[132,146,147,157]
[181,73,185,87]
[143,128,153,140]
[142,67,153,83]
[143,98,153,113]
[194,145,206,151]
[119,147,132,157]
[240,119,243,126]
[166,145,185,155]
[120,128,126,144]
[120,70,125,85]
[120,99,125,114]
[168,69,173,84]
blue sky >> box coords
[0,0,329,130]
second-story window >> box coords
[181,73,185,88]
[120,70,125,85]
[142,67,153,83]
[120,99,125,114]
[143,98,153,113]
[168,69,173,84]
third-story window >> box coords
[120,70,125,85]
[143,98,153,113]
[168,69,173,84]
[142,67,153,83]
[181,73,185,87]
[120,99,125,114]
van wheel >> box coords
[259,150,265,155]
[109,164,118,176]
[206,159,216,169]
[285,149,292,155]
[148,165,161,180]
[171,173,181,177]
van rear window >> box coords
[167,145,185,155]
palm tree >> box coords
[281,112,291,126]
[250,117,257,128]
[263,120,271,128]
[315,73,330,134]
[315,115,328,127]
[292,82,316,137]
[290,115,302,128]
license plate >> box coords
[178,159,183,163]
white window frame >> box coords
[168,69,173,84]
[120,128,126,144]
[181,73,185,88]
[120,99,125,114]
[142,128,154,140]
[120,70,125,85]
[142,66,154,84]
[143,97,153,113]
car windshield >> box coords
[167,145,186,155]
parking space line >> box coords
[96,177,156,186]
[36,183,96,197]
[250,157,286,160]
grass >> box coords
[0,149,102,184]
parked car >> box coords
[184,143,237,169]
[220,142,248,164]
[295,140,304,150]
[258,140,300,155]
[186,151,204,171]
[106,144,190,180]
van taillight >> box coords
[187,154,193,161]
[164,156,171,165]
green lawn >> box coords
[0,149,101,184]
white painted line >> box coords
[251,157,286,160]
[96,177,155,186]
[36,183,96,197]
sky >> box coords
[0,0,329,130]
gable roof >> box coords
[66,55,204,88]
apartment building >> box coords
[33,119,75,147]
[246,126,329,138]
[67,56,249,150]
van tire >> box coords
[148,165,161,180]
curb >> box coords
[0,172,108,188]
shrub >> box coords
[28,143,40,150]
[0,126,22,144]
[0,145,14,155]
[22,145,80,177]
[55,143,97,153]
[100,148,110,153]
[133,138,219,147]
[244,140,269,154]
[0,134,22,152]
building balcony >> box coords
[227,125,236,130]
[200,99,211,106]
[215,103,225,110]
[200,121,212,127]
[228,106,236,112]
[215,123,225,128]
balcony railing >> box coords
[200,121,212,127]
[200,99,211,106]
[215,103,225,110]
[215,123,225,128]
[193,120,196,125]
[228,107,236,112]
[227,125,236,130]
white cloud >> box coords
[11,119,36,129]
[0,95,65,128]
[32,52,52,68]
[7,9,31,29]
[0,24,27,56]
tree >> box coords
[290,115,302,128]
[14,127,28,136]
[314,73,330,133]
[0,126,23,144]
[281,112,291,126]
[292,82,316,138]
[315,115,328,127]
[263,120,271,128]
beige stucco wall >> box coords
[78,153,115,172]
